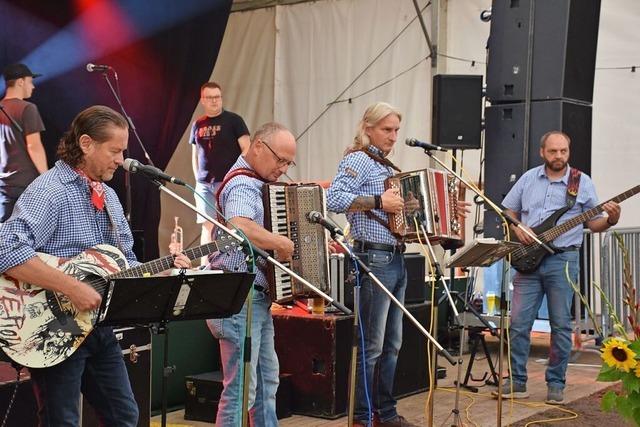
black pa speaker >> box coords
[432,74,483,149]
[487,0,601,103]
[483,99,592,238]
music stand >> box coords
[97,271,255,427]
[446,238,521,269]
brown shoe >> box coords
[376,415,420,427]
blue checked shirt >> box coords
[209,156,269,288]
[327,146,398,246]
[502,164,600,248]
[0,160,138,273]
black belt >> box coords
[353,240,406,253]
[555,245,580,253]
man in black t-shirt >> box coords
[0,63,47,222]
[190,82,250,256]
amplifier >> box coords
[329,252,427,311]
[81,327,151,427]
[184,371,292,421]
[273,302,432,418]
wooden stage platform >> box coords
[153,332,610,426]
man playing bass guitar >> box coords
[495,130,620,405]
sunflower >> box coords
[635,362,640,378]
[601,338,638,372]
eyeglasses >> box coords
[259,139,296,167]
[201,95,221,101]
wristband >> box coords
[374,195,382,209]
[607,217,617,226]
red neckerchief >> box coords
[76,169,106,211]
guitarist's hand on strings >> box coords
[512,223,536,246]
[602,201,621,226]
[67,280,102,312]
[172,252,191,269]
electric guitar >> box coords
[510,185,640,274]
[0,235,240,368]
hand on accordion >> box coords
[381,188,404,214]
[457,200,472,219]
[273,235,295,262]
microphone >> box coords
[86,63,112,73]
[405,138,448,152]
[122,158,186,186]
[307,211,344,236]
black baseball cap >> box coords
[2,63,42,81]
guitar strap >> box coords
[566,167,582,208]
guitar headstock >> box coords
[215,233,243,254]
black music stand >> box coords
[97,271,255,427]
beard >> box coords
[545,158,567,172]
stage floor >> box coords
[152,331,608,426]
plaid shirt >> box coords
[208,156,269,288]
[0,160,138,273]
[327,145,398,246]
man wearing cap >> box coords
[0,63,47,222]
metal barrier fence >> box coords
[575,227,640,351]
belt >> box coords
[555,245,580,253]
[353,240,406,253]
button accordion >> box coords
[385,168,463,244]
[262,183,331,303]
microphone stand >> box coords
[147,178,352,427]
[97,69,154,222]
[420,147,550,426]
[330,230,459,427]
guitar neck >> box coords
[109,241,221,279]
[540,185,640,242]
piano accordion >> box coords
[262,183,331,303]
[385,168,464,244]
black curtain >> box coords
[0,0,232,260]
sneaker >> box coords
[376,415,420,427]
[491,381,530,399]
[545,386,564,405]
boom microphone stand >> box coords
[328,228,459,427]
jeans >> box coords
[194,181,222,224]
[509,251,578,389]
[207,290,279,427]
[354,249,407,423]
[29,326,138,427]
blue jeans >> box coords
[207,290,279,427]
[509,251,578,389]
[194,181,221,224]
[29,326,138,427]
[354,249,407,423]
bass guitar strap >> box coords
[566,167,582,208]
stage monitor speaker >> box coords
[483,100,592,238]
[486,0,601,103]
[432,74,483,149]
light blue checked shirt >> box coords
[502,164,600,248]
[327,146,398,246]
[208,156,268,288]
[0,160,138,273]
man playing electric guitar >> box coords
[494,131,620,405]
[0,106,190,426]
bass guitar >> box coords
[0,235,240,368]
[510,185,640,273]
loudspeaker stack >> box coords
[484,0,601,237]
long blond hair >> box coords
[346,102,402,155]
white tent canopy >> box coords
[161,0,640,254]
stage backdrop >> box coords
[0,0,233,261]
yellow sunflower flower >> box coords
[635,363,640,378]
[601,338,637,372]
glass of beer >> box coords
[486,292,497,316]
